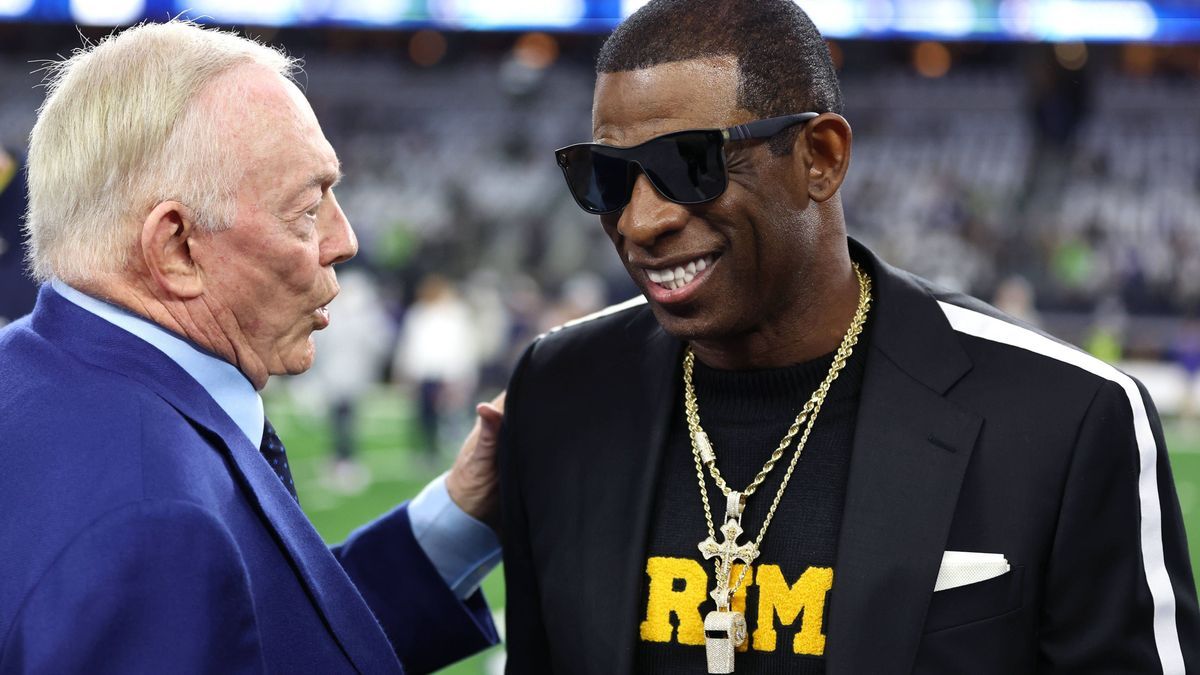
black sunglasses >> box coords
[554,112,819,215]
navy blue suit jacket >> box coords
[0,287,497,673]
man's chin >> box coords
[647,302,728,343]
[279,338,317,376]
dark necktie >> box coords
[260,418,298,501]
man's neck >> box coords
[79,276,270,390]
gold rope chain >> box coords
[684,262,872,600]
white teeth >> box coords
[644,254,715,291]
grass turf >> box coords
[268,387,1200,674]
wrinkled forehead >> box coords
[591,56,745,146]
[204,64,336,168]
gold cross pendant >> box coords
[697,492,757,673]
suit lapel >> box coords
[827,347,980,673]
[190,415,401,675]
[598,313,681,675]
[32,288,398,674]
[826,246,982,674]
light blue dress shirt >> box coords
[52,281,500,599]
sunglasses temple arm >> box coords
[724,112,821,142]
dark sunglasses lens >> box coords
[559,146,632,214]
[641,131,726,204]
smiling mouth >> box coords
[644,254,717,291]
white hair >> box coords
[24,20,300,283]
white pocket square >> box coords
[934,551,1010,592]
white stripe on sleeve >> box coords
[937,300,1184,675]
[542,295,648,336]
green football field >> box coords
[268,387,1200,675]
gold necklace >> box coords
[685,262,872,674]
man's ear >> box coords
[140,201,203,299]
[795,113,853,203]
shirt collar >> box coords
[51,280,265,447]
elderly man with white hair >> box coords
[0,21,503,674]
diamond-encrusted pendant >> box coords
[704,609,747,673]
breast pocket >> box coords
[923,564,1024,633]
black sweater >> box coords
[634,343,866,674]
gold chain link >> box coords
[685,263,873,600]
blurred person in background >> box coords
[1085,295,1128,364]
[293,265,392,494]
[499,1,1198,673]
[0,21,502,673]
[395,273,479,463]
[537,271,607,334]
[0,146,37,325]
[991,274,1040,328]
[1170,320,1200,423]
[461,267,514,396]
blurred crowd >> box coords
[3,36,1200,458]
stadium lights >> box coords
[183,0,298,26]
[430,0,586,29]
[409,29,446,67]
[623,0,1162,41]
[513,32,559,70]
[0,0,1186,42]
[69,0,143,25]
[796,0,863,38]
[1028,0,1158,40]
[913,41,953,77]
[892,0,977,38]
[1054,41,1089,69]
[0,0,33,18]
[324,0,422,26]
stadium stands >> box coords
[2,45,1198,350]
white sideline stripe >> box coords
[938,301,1184,674]
[542,295,647,336]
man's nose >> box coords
[617,173,689,248]
[320,192,358,266]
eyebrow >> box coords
[314,161,344,191]
[286,161,343,207]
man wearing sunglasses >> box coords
[499,1,1199,673]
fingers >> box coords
[446,392,508,530]
[476,404,503,429]
[475,390,506,432]
[476,391,506,416]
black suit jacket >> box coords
[500,241,1199,674]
